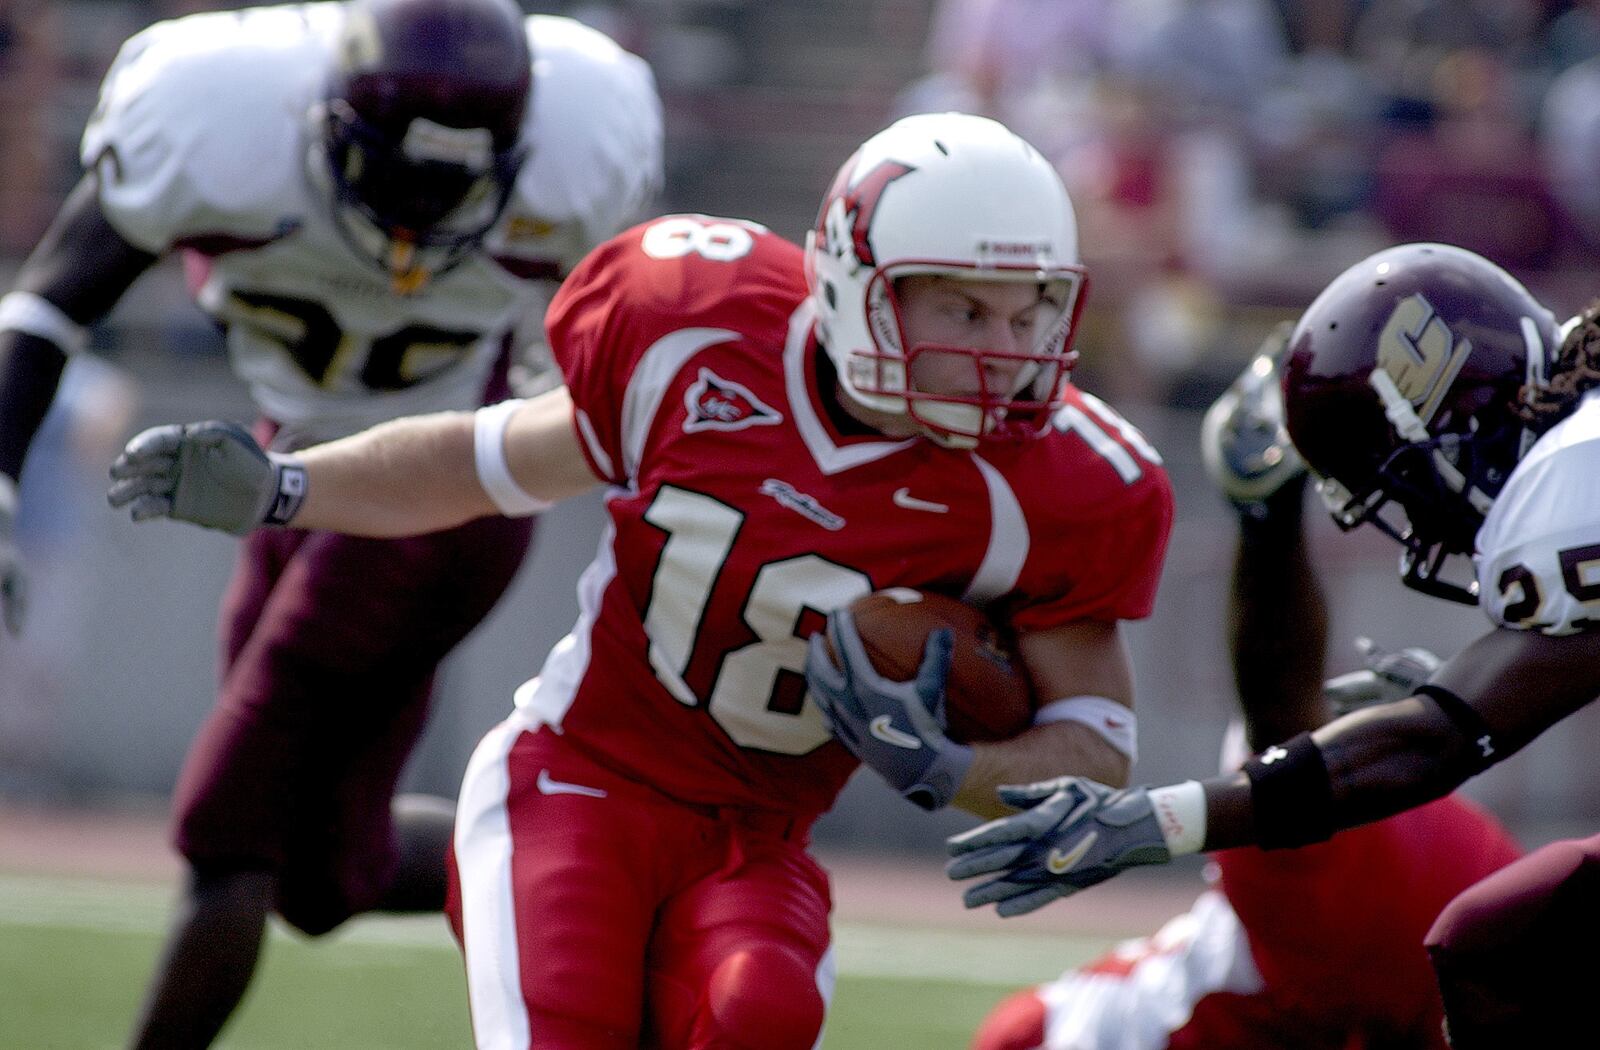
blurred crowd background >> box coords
[6,0,1600,857]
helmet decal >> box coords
[817,159,915,270]
[1376,294,1472,426]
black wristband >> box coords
[1414,683,1500,773]
[1242,730,1336,849]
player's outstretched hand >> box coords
[1200,322,1305,515]
[0,478,26,635]
[1323,636,1443,714]
[946,777,1170,917]
[108,421,306,535]
[804,609,972,811]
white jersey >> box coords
[1477,389,1600,635]
[1032,890,1264,1050]
[82,3,661,445]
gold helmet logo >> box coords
[1376,294,1471,426]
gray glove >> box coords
[1323,636,1443,715]
[946,777,1171,917]
[804,611,972,811]
[1200,322,1306,515]
[107,422,307,535]
[0,476,25,635]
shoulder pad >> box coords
[501,16,663,261]
[81,5,338,251]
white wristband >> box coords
[1148,780,1207,856]
[1034,695,1138,762]
[0,291,89,356]
[473,399,550,517]
[0,472,17,517]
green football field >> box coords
[0,872,1122,1049]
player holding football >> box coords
[967,325,1522,1050]
[0,1,659,1047]
[107,112,1173,1047]
[948,242,1600,1048]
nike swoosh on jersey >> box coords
[869,715,923,750]
[536,769,608,798]
[892,487,949,513]
[1046,831,1098,874]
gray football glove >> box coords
[107,421,307,535]
[946,777,1170,917]
[0,476,25,635]
[1323,636,1443,715]
[804,611,973,811]
[1200,322,1306,515]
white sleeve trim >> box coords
[1034,694,1138,762]
[473,400,551,517]
[0,292,89,356]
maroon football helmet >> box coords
[322,0,530,290]
[1282,243,1559,604]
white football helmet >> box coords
[805,113,1087,445]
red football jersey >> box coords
[516,215,1173,818]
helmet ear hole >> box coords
[824,282,837,310]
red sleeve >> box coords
[1006,458,1175,632]
[545,216,806,485]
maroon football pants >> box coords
[172,511,533,935]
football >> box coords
[830,588,1033,743]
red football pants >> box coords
[448,724,833,1050]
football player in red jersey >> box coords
[968,327,1522,1050]
[0,1,660,1047]
[108,112,1174,1048]
[948,243,1600,1048]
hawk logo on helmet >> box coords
[683,368,782,433]
[816,158,914,270]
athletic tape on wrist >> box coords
[474,400,550,517]
[1148,780,1206,855]
[1034,695,1137,762]
[263,458,307,526]
[1414,683,1501,773]
[0,292,89,356]
[1242,731,1335,849]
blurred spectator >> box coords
[1254,0,1384,231]
[1374,47,1560,269]
[1066,0,1306,399]
[1350,0,1545,125]
[0,0,64,254]
[904,0,1115,124]
[1542,0,1600,74]
[1540,50,1600,256]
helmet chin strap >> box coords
[387,236,431,296]
[1368,369,1494,516]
